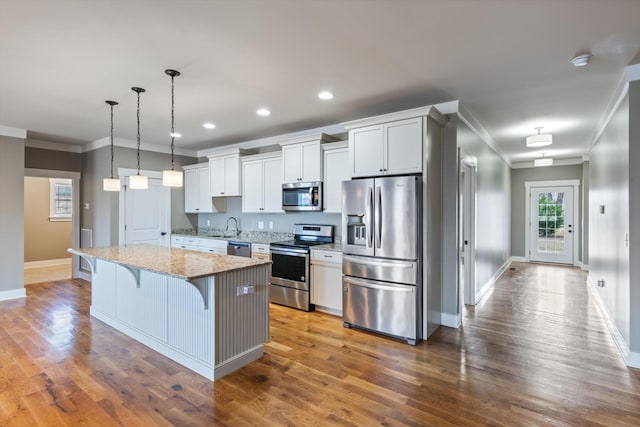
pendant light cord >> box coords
[136,90,141,175]
[110,103,115,178]
[170,73,175,171]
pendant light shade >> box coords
[526,127,553,147]
[130,87,148,190]
[163,69,183,187]
[103,100,120,191]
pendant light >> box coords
[526,127,552,147]
[162,69,183,187]
[129,86,148,189]
[103,100,120,191]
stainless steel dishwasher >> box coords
[227,241,251,257]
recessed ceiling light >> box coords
[203,122,216,129]
[256,108,271,116]
[571,53,591,67]
[318,91,334,100]
[170,132,181,138]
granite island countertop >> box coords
[69,244,271,280]
[312,242,343,252]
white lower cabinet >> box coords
[252,243,270,260]
[310,250,343,315]
[171,235,226,254]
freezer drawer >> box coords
[342,275,420,344]
[343,254,419,285]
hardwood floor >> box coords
[1,262,639,426]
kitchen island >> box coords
[69,244,271,380]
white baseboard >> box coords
[441,312,461,328]
[510,256,527,262]
[24,258,71,269]
[0,287,26,301]
[587,278,640,369]
[475,257,512,304]
[579,263,589,271]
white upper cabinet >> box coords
[279,133,339,183]
[322,142,349,213]
[208,149,253,197]
[241,153,284,213]
[183,163,226,213]
[348,117,422,177]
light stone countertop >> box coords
[311,243,343,252]
[69,244,271,280]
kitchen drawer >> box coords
[198,238,227,250]
[252,243,270,255]
[201,247,226,255]
[311,250,342,264]
[252,253,270,261]
[184,237,200,246]
[171,235,184,245]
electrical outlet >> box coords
[269,221,274,229]
[258,221,264,229]
[206,220,210,227]
[83,203,90,210]
[597,279,605,288]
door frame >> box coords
[524,179,580,265]
[118,168,171,245]
[24,168,81,279]
[458,150,477,308]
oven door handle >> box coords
[270,248,309,257]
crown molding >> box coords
[26,138,83,153]
[626,63,640,82]
[0,125,27,139]
[590,72,628,150]
[85,137,198,157]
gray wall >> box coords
[628,80,640,353]
[196,197,342,235]
[510,164,583,259]
[81,146,196,247]
[440,115,511,320]
[459,117,511,299]
[25,146,82,172]
[0,135,25,294]
[589,92,630,346]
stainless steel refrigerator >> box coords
[341,175,422,345]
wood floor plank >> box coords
[1,262,639,426]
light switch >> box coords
[600,205,605,214]
[269,221,274,229]
[258,221,264,229]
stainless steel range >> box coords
[269,224,334,311]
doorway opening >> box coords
[458,151,477,322]
[24,169,81,284]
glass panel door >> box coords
[530,186,574,264]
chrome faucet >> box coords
[226,216,239,236]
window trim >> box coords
[49,178,73,222]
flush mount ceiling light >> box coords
[162,69,183,188]
[103,100,120,192]
[318,91,334,100]
[256,108,271,116]
[129,87,148,190]
[526,127,553,147]
[203,122,216,129]
[571,53,592,67]
[534,154,554,167]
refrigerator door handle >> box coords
[367,186,374,248]
[375,186,382,248]
[343,255,416,269]
[343,276,414,293]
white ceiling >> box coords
[1,1,639,163]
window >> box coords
[49,178,72,221]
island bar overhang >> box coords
[69,244,271,380]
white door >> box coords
[124,177,170,246]
[530,186,574,264]
[459,161,476,307]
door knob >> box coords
[161,232,167,236]
[464,240,469,245]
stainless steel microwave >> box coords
[282,181,322,212]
